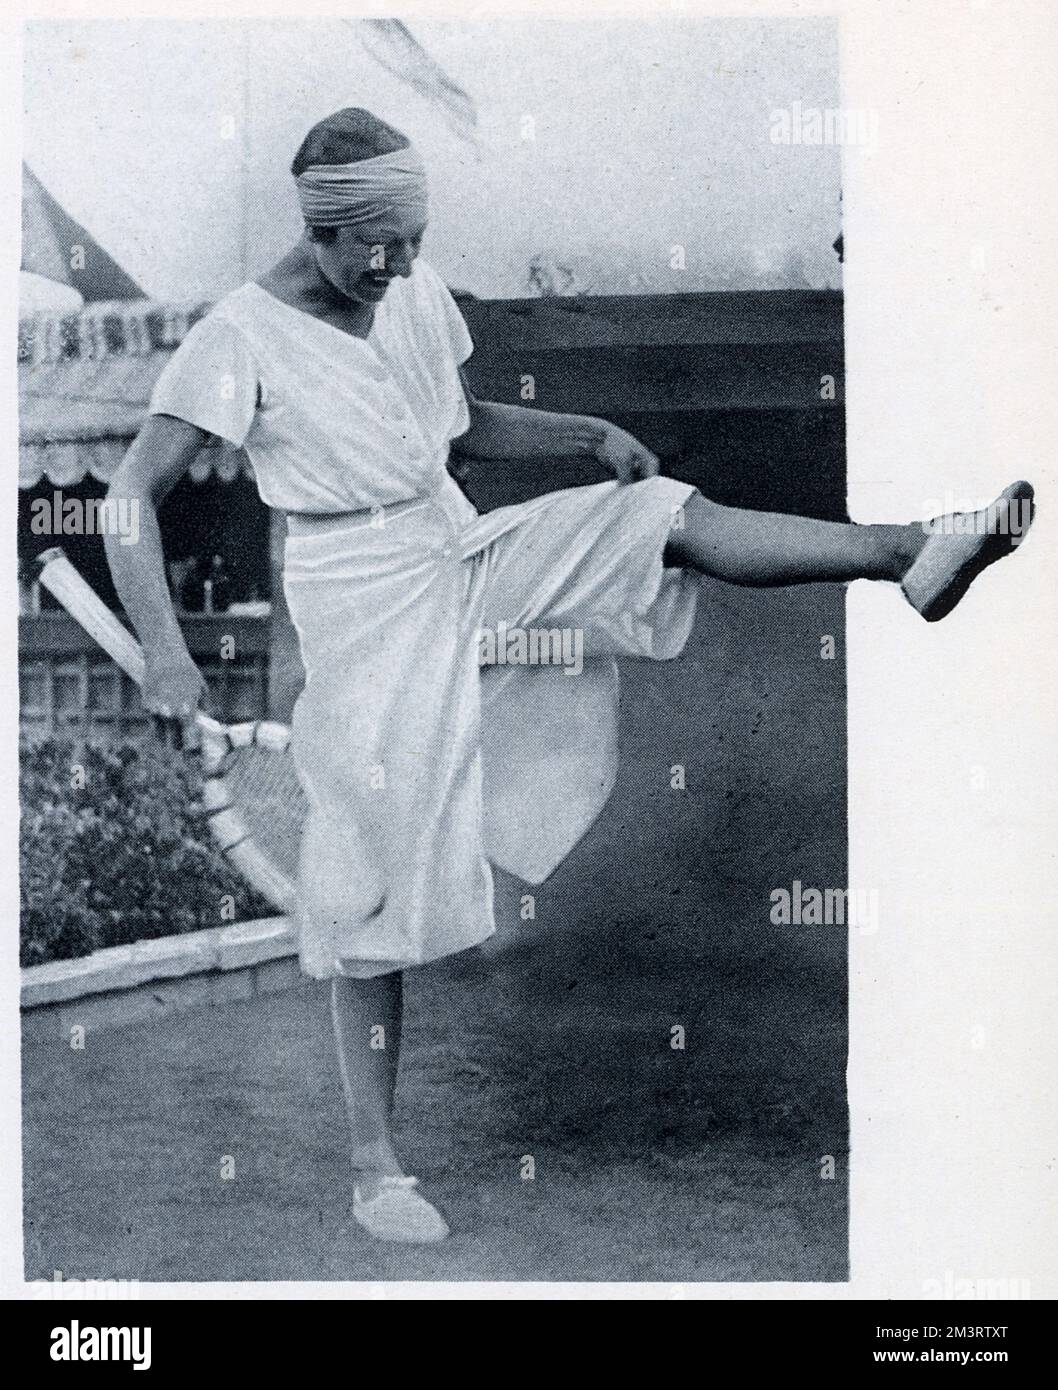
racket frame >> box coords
[34,546,299,913]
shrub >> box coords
[19,739,272,967]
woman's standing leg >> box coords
[331,971,404,1196]
[331,971,450,1241]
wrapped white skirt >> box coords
[283,473,699,979]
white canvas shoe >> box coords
[352,1175,450,1244]
[901,480,1035,622]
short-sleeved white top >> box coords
[148,258,474,514]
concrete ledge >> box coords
[21,918,298,1040]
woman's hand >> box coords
[104,416,214,749]
[142,648,208,748]
[595,422,661,485]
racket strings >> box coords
[219,743,307,884]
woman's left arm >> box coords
[451,369,659,485]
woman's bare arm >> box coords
[451,369,659,484]
[104,414,211,723]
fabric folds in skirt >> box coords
[282,473,699,979]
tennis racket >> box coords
[35,547,304,913]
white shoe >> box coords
[901,480,1035,622]
[352,1175,450,1244]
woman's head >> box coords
[291,107,410,177]
[292,108,427,305]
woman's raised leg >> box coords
[665,492,924,585]
[666,484,1033,614]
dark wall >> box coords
[459,289,846,521]
[463,408,847,523]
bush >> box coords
[19,739,272,967]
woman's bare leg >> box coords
[666,491,925,585]
[331,971,404,1200]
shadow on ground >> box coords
[23,582,848,1283]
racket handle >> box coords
[35,548,223,736]
[35,547,147,686]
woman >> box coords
[105,108,1033,1244]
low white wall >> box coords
[21,918,299,1043]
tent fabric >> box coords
[22,164,144,303]
[357,19,478,144]
[19,271,84,317]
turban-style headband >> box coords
[295,147,429,229]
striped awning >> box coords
[18,297,210,367]
[18,296,252,489]
[18,436,252,490]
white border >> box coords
[3,0,1056,1301]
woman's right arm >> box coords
[104,414,211,729]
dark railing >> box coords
[19,612,270,740]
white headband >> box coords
[295,147,429,229]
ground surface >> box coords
[23,582,848,1283]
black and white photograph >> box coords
[3,0,1055,1328]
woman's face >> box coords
[311,206,426,306]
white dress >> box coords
[150,260,699,978]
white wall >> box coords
[23,16,842,301]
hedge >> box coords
[20,740,272,967]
